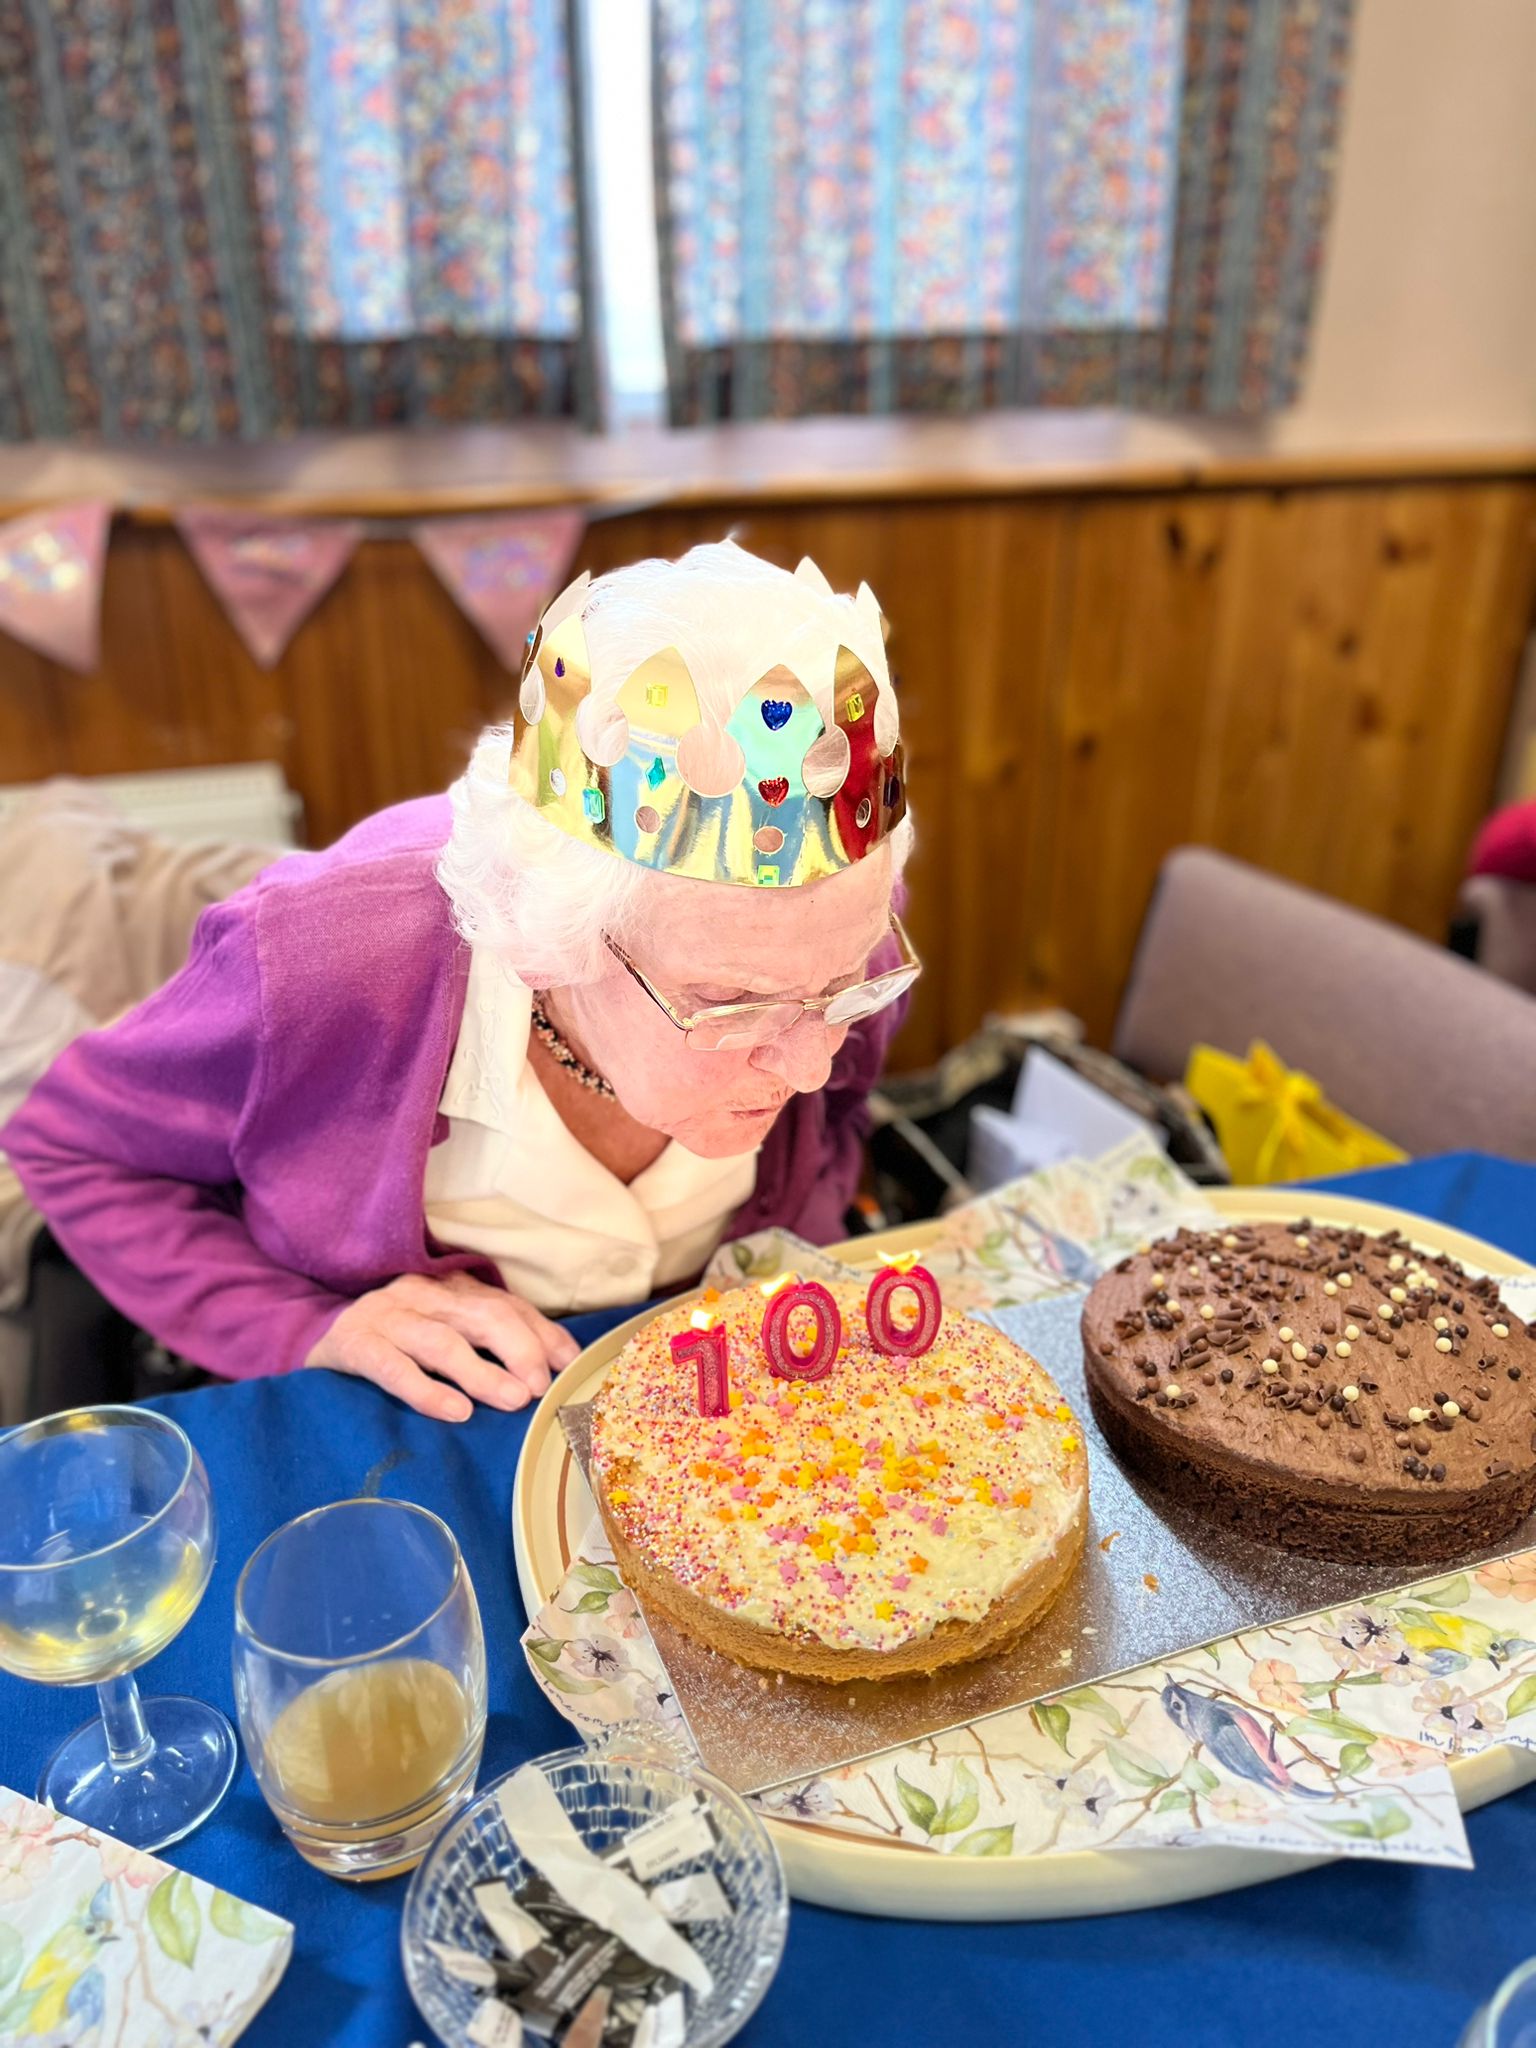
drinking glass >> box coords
[1460,1958,1536,2048]
[0,1405,236,1852]
[233,1498,487,1881]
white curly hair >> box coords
[437,540,912,988]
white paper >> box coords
[1011,1047,1165,1161]
[495,1765,714,1997]
[618,1797,716,1881]
[467,1999,524,2048]
[633,1990,689,2048]
[425,1939,500,1990]
[649,1870,732,1922]
[473,1879,549,1961]
[966,1102,1075,1190]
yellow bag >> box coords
[1184,1040,1407,1185]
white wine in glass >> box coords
[0,1406,237,1852]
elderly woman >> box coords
[2,543,917,1422]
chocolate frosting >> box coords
[1082,1218,1536,1515]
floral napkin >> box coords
[526,1517,1513,1868]
[701,1132,1214,1312]
[0,1790,290,2047]
[525,1144,1536,1870]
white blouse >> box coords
[423,949,759,1314]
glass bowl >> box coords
[401,1727,787,2048]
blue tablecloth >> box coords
[4,1151,1536,2047]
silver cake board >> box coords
[559,1293,1532,1796]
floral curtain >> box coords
[0,0,589,441]
[652,0,1356,424]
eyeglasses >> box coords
[606,914,922,1052]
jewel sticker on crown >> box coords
[830,645,885,860]
[507,562,906,888]
[725,669,828,886]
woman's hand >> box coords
[305,1271,580,1421]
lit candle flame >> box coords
[884,1249,921,1275]
[690,1308,716,1331]
[758,1273,795,1299]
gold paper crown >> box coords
[508,563,906,888]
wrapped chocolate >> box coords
[610,1795,716,1883]
[445,1762,745,2045]
[402,1733,787,2048]
[649,1873,731,1925]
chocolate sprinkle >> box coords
[1084,1216,1536,1557]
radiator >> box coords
[0,763,303,849]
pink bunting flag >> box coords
[414,509,586,670]
[176,508,362,668]
[0,501,111,672]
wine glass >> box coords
[1460,1958,1536,2046]
[233,1498,487,1881]
[0,1405,236,1852]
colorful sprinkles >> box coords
[592,1282,1087,1656]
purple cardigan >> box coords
[2,798,905,1382]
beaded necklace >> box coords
[530,998,616,1100]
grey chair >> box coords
[1459,874,1536,1001]
[1113,848,1536,1162]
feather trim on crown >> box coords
[507,563,906,888]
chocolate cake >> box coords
[1082,1218,1536,1563]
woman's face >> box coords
[558,850,897,1156]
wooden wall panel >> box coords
[1026,494,1235,1050]
[1,480,1532,1067]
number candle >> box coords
[672,1310,731,1417]
[865,1257,943,1357]
[761,1279,843,1383]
